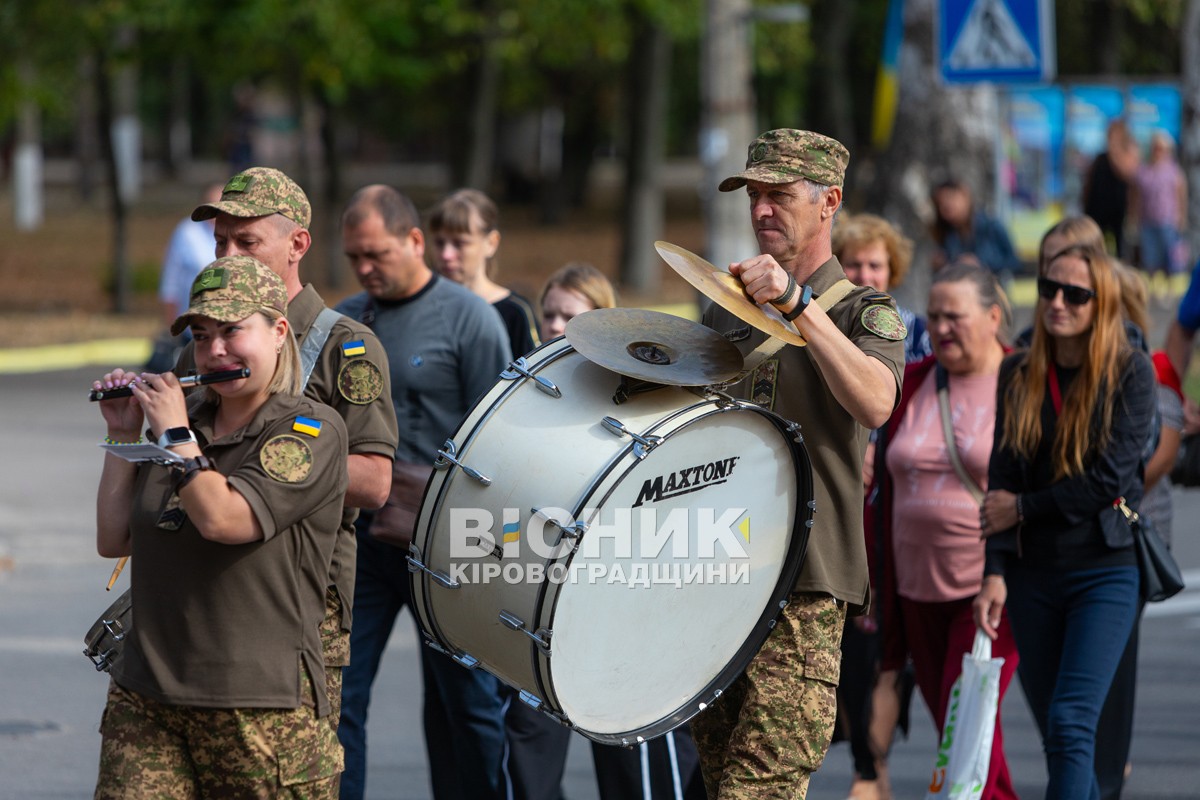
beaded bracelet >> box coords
[769,274,798,308]
[104,435,144,445]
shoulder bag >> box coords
[1115,497,1185,603]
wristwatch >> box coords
[782,284,813,322]
[157,426,198,449]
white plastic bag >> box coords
[925,628,1005,800]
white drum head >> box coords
[547,408,802,737]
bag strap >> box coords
[816,278,857,311]
[971,627,993,660]
[936,363,986,505]
[299,307,343,391]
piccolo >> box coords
[88,368,251,401]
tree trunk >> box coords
[317,90,344,289]
[807,0,856,150]
[859,0,998,313]
[1184,0,1200,262]
[464,23,501,191]
[111,26,140,204]
[619,19,671,295]
[76,53,100,203]
[164,55,190,180]
[96,47,131,314]
[13,60,43,231]
[1092,0,1123,76]
[701,0,757,270]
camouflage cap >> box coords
[191,167,312,228]
[718,129,849,192]
[170,255,288,335]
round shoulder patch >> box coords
[338,359,385,405]
[260,434,314,483]
[860,305,907,341]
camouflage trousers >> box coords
[320,587,349,731]
[691,592,846,799]
[95,671,343,800]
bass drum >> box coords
[409,337,813,744]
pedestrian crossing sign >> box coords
[939,0,1056,84]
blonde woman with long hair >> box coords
[973,244,1155,800]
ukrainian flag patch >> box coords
[292,416,323,437]
[342,340,367,358]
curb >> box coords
[0,338,151,375]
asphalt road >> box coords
[1,366,1198,799]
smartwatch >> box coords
[158,427,198,450]
[782,284,813,322]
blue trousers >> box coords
[1004,563,1139,800]
[337,519,509,800]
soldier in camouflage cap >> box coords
[170,255,288,335]
[693,129,906,797]
[176,166,398,742]
[719,128,849,192]
[192,166,312,229]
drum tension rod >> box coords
[500,357,562,398]
[601,416,663,459]
[406,548,460,589]
[434,439,492,485]
[499,610,553,655]
[421,636,480,670]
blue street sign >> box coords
[939,0,1056,84]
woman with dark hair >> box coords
[930,180,1020,285]
[428,188,541,357]
[974,244,1155,799]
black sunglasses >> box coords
[1037,277,1095,306]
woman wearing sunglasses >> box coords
[973,243,1155,800]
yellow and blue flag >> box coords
[342,340,367,358]
[293,416,323,437]
[871,0,904,151]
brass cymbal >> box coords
[565,308,744,386]
[654,241,807,347]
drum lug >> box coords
[84,647,117,672]
[498,610,553,655]
[500,357,563,398]
[786,420,804,443]
[407,550,461,589]
[600,416,663,459]
[518,689,544,710]
[434,439,492,486]
[531,507,588,545]
[452,652,480,669]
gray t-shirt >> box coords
[336,275,511,464]
[1142,383,1183,546]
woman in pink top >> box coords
[877,262,1020,799]
[1132,131,1187,281]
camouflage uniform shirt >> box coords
[113,392,348,715]
[702,256,904,613]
